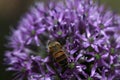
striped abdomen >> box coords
[52,50,68,72]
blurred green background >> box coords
[0,0,120,80]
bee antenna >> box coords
[47,40,50,45]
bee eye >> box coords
[57,44,61,49]
[50,46,55,51]
[49,47,51,50]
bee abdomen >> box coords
[59,58,68,67]
[56,54,67,62]
[59,58,68,73]
[53,51,68,70]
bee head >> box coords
[47,40,62,53]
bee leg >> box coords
[61,65,68,74]
[50,63,62,79]
[61,68,65,74]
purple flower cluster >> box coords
[5,0,120,80]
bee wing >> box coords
[61,47,69,62]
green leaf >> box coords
[68,62,75,69]
[31,30,35,35]
[89,37,94,43]
[57,30,62,35]
[110,48,115,54]
[88,77,93,80]
[100,23,104,29]
[95,54,101,60]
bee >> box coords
[47,40,68,73]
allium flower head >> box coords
[4,0,120,80]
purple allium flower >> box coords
[4,0,120,80]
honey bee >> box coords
[47,40,68,73]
